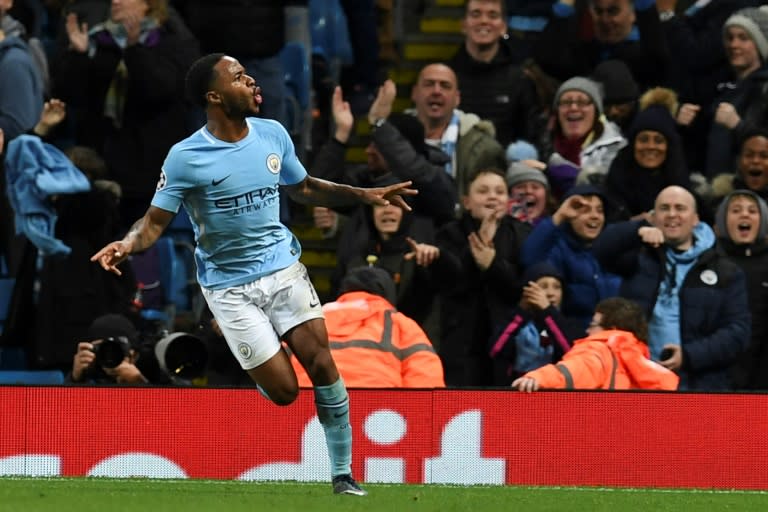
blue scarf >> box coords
[648,223,715,360]
[514,321,553,374]
[438,111,460,178]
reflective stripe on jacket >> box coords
[524,329,679,390]
[291,291,445,388]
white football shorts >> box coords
[201,261,324,370]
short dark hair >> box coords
[464,0,507,20]
[595,297,648,343]
[464,167,506,193]
[737,127,768,154]
[185,53,226,108]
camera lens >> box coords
[93,337,130,368]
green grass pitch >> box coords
[1,478,767,512]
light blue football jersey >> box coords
[151,118,307,289]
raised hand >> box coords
[331,86,354,143]
[35,99,67,136]
[368,79,396,125]
[477,207,505,245]
[468,231,496,270]
[676,103,700,127]
[404,236,440,267]
[714,102,741,130]
[65,13,89,53]
[553,194,586,225]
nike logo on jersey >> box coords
[212,175,231,186]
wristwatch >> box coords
[371,117,386,129]
[659,10,675,22]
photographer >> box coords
[68,313,169,384]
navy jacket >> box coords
[593,220,750,391]
[521,217,621,329]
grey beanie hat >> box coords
[553,77,604,115]
[724,7,768,61]
[715,189,768,241]
[506,161,549,189]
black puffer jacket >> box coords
[449,39,540,147]
[433,213,531,387]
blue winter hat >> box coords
[505,140,540,163]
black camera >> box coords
[92,336,131,369]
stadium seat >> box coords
[0,347,28,370]
[280,41,311,144]
[281,41,310,113]
[309,0,353,79]
[0,370,64,385]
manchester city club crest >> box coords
[700,269,718,286]
[237,343,253,360]
[156,170,167,190]
[266,153,281,174]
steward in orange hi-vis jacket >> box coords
[522,329,679,390]
[290,267,445,388]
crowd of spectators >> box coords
[2,0,768,392]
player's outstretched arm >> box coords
[284,176,417,210]
[90,206,175,275]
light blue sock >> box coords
[256,384,272,402]
[314,378,352,477]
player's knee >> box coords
[305,349,337,385]
[270,385,299,406]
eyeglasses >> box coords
[558,98,593,109]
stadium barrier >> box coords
[1,387,766,489]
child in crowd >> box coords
[431,168,531,386]
[505,160,555,225]
[489,262,582,385]
[715,190,768,390]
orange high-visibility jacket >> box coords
[524,329,679,390]
[291,291,445,388]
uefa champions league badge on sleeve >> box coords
[156,170,167,190]
[267,154,281,174]
[700,269,717,286]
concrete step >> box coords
[402,32,461,61]
[420,17,462,34]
